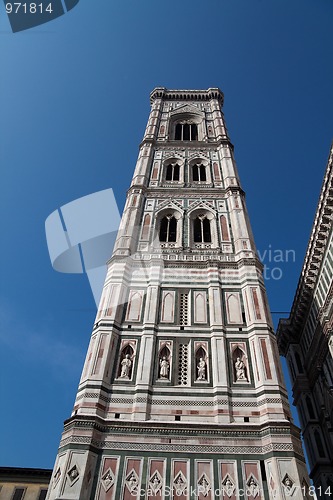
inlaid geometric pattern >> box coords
[76,392,283,407]
[178,343,189,385]
[179,294,189,326]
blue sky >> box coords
[0,0,332,469]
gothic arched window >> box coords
[192,164,206,182]
[159,215,177,242]
[193,216,211,243]
[166,163,180,181]
[175,123,198,141]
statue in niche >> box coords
[159,356,169,379]
[235,357,246,381]
[120,354,132,379]
[197,357,206,380]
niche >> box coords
[195,346,208,382]
[158,344,171,380]
[232,346,248,383]
[118,344,134,380]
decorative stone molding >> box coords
[60,435,295,455]
[150,87,224,105]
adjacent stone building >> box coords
[277,143,333,495]
[47,88,310,499]
[0,467,51,500]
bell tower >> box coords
[47,88,310,500]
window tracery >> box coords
[193,215,211,243]
[159,215,177,242]
[175,122,198,141]
[192,163,206,182]
[166,163,180,181]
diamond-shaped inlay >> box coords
[53,467,61,488]
[125,469,139,494]
[148,470,163,494]
[221,474,235,498]
[269,474,277,498]
[173,471,187,495]
[246,474,260,498]
[282,473,295,495]
[67,465,80,487]
[197,472,211,497]
[101,468,115,492]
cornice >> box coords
[277,142,333,354]
[149,87,224,105]
[63,414,298,439]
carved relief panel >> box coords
[218,460,238,500]
[97,456,120,499]
[146,459,166,500]
[172,460,190,500]
[241,460,263,499]
[195,460,214,499]
[121,458,143,500]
